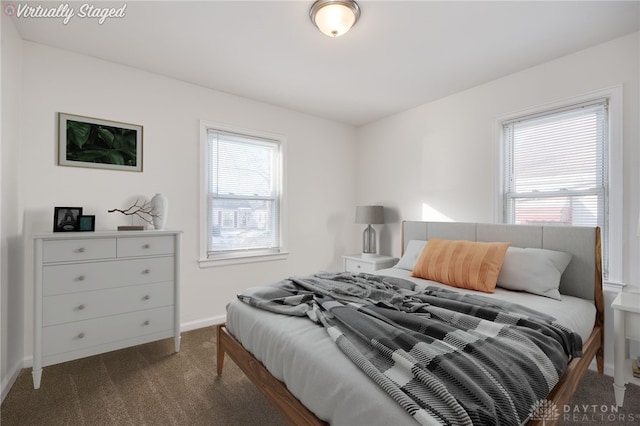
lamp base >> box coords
[361,252,377,258]
[362,224,377,256]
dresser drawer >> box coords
[345,259,376,273]
[42,306,173,357]
[43,257,175,296]
[43,282,174,326]
[43,238,116,263]
[116,257,175,286]
[43,261,114,296]
[117,236,175,258]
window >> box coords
[502,99,611,275]
[201,123,285,264]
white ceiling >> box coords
[10,1,640,126]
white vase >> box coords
[150,193,168,230]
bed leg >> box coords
[216,323,225,376]
[596,346,604,374]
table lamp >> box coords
[355,205,384,257]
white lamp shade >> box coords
[355,205,384,224]
[310,0,361,38]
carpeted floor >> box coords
[1,327,286,426]
[556,366,640,426]
[2,326,639,425]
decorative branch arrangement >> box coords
[107,199,158,226]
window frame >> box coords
[494,86,623,286]
[199,120,288,267]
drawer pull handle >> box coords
[76,304,85,311]
[357,265,361,269]
[142,320,150,326]
[77,248,86,253]
[142,244,150,249]
[77,332,85,339]
[77,275,85,282]
[142,295,151,301]
[142,269,151,274]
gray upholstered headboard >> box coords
[401,221,602,301]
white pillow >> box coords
[496,247,572,300]
[394,240,427,270]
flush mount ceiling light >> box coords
[310,0,361,37]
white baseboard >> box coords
[1,359,23,403]
[603,360,615,377]
[180,314,226,332]
[589,358,614,377]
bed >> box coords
[217,221,604,425]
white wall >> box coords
[356,32,640,372]
[1,14,24,400]
[16,41,358,364]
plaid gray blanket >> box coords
[238,272,582,426]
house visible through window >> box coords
[206,129,282,259]
[502,99,609,273]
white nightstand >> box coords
[343,254,398,273]
[611,291,640,406]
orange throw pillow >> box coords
[411,239,510,293]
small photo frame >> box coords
[53,207,83,232]
[78,215,96,232]
[58,112,143,172]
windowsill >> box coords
[198,251,289,268]
[603,280,626,293]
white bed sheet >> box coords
[225,268,596,426]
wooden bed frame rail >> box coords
[216,324,327,426]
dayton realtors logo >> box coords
[530,399,639,424]
[3,2,126,25]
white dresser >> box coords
[32,230,182,389]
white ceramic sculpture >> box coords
[150,193,168,229]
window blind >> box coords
[503,99,608,271]
[207,130,281,256]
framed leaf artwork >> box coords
[58,113,143,172]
